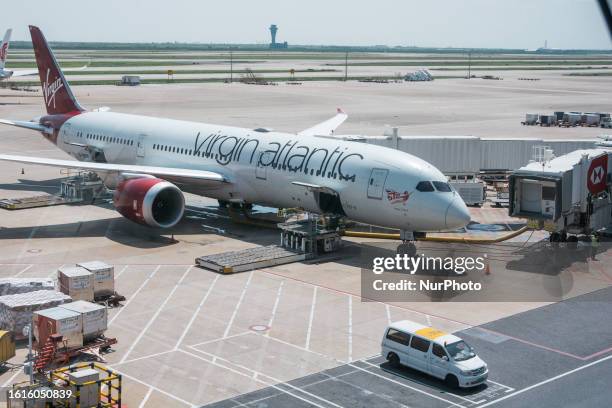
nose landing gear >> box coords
[396,230,423,257]
[397,241,417,257]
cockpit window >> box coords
[433,181,452,192]
[416,181,435,192]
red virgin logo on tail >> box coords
[0,43,7,62]
[43,68,64,109]
[587,155,608,194]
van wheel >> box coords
[445,374,459,388]
[387,352,400,368]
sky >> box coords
[4,0,611,49]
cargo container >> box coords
[76,261,115,298]
[33,307,83,349]
[554,111,565,121]
[59,301,107,341]
[67,368,100,407]
[563,113,582,126]
[583,114,600,126]
[449,179,486,206]
[0,278,54,296]
[0,290,72,335]
[0,330,15,365]
[524,113,538,125]
[539,115,556,126]
[58,267,94,302]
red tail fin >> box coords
[29,26,83,115]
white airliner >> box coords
[0,29,39,80]
[0,26,470,242]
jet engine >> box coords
[113,177,185,228]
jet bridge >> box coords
[509,148,612,239]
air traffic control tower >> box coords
[269,24,288,49]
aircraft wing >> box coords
[9,69,39,77]
[0,119,51,133]
[0,154,228,184]
[11,61,88,78]
[298,109,348,137]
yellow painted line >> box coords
[415,327,447,340]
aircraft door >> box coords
[367,168,389,199]
[136,134,146,158]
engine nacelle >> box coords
[113,177,185,228]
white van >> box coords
[381,320,488,388]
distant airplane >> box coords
[0,26,470,248]
[0,28,88,81]
[0,29,39,80]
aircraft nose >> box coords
[445,197,471,230]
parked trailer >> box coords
[562,112,582,127]
[449,179,486,206]
[539,115,556,127]
[522,113,539,125]
[509,149,612,239]
[583,114,600,127]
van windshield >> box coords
[445,340,476,361]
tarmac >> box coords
[0,65,610,407]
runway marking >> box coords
[222,271,253,338]
[477,354,612,407]
[138,387,153,408]
[305,286,317,350]
[385,304,392,325]
[173,274,220,350]
[119,265,193,363]
[259,269,473,332]
[426,314,432,326]
[188,331,251,348]
[110,366,194,407]
[113,349,176,367]
[1,368,23,388]
[486,379,515,392]
[182,347,343,408]
[115,265,129,278]
[266,280,284,334]
[360,360,483,405]
[240,329,344,364]
[13,264,32,277]
[348,295,353,362]
[317,368,412,408]
[259,269,611,361]
[108,265,161,326]
[474,326,599,361]
[348,362,465,408]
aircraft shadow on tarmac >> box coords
[0,178,63,193]
[0,203,280,249]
